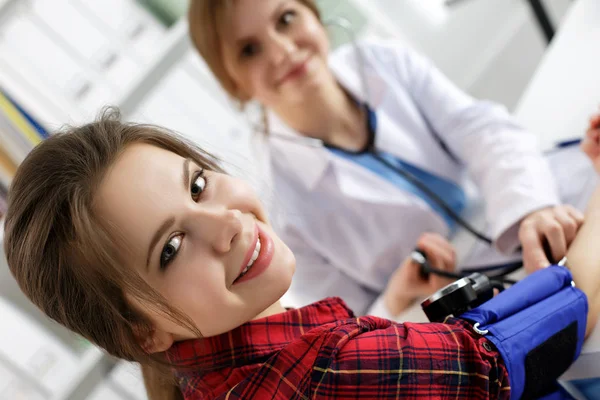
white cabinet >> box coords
[0,0,171,128]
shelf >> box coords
[0,229,115,400]
[0,59,72,130]
[117,17,190,117]
[0,293,115,399]
[0,0,79,130]
[52,347,115,400]
[0,6,190,131]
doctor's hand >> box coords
[581,113,600,174]
[520,205,584,273]
[384,233,456,317]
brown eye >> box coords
[191,170,206,201]
[241,43,259,58]
[160,234,182,270]
[279,10,297,27]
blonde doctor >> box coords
[188,0,585,318]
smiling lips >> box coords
[238,235,261,279]
[278,56,311,85]
[232,224,274,285]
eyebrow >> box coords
[183,158,190,191]
[145,158,191,270]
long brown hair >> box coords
[3,108,223,400]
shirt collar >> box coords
[267,44,388,191]
[167,297,353,372]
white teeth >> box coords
[243,237,262,272]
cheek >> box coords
[301,20,329,56]
[248,65,269,93]
[165,261,225,305]
[161,263,228,322]
[224,53,260,99]
[231,62,272,102]
[226,178,261,209]
[276,236,296,279]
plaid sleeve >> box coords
[310,317,511,399]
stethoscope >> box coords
[255,17,583,282]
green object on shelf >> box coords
[137,0,189,27]
[316,0,368,49]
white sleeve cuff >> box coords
[493,200,559,254]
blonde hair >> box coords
[4,108,223,400]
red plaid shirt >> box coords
[168,298,510,399]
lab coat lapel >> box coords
[329,46,416,204]
[329,45,387,109]
[266,112,330,190]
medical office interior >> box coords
[0,0,599,399]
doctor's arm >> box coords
[518,113,600,270]
[389,43,582,271]
[377,232,456,318]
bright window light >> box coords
[407,0,449,25]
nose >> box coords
[191,206,243,254]
[266,32,295,65]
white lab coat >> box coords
[267,39,562,316]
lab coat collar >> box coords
[267,112,328,191]
[267,46,388,191]
[329,44,387,108]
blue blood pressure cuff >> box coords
[459,265,587,400]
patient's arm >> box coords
[581,113,600,174]
[572,113,600,336]
[566,185,600,337]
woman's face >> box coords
[221,0,331,106]
[96,143,295,343]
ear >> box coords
[135,326,175,354]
